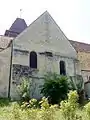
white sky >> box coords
[0,0,90,43]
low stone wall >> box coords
[10,64,44,100]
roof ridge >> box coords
[69,40,90,45]
[69,40,90,52]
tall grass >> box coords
[0,91,90,120]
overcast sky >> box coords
[0,0,90,43]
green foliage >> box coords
[38,106,57,120]
[12,102,21,120]
[0,93,89,120]
[69,75,84,91]
[84,102,90,119]
[60,91,79,120]
[68,90,79,105]
[0,98,10,107]
[25,109,39,120]
[21,98,39,109]
[41,72,69,104]
[17,77,31,101]
[69,75,84,104]
[38,97,58,120]
[39,97,50,110]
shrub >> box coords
[60,91,79,120]
[39,97,50,110]
[84,102,90,119]
[17,77,31,102]
[41,72,69,104]
[21,98,39,109]
[39,97,57,120]
[68,90,79,106]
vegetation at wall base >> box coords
[1,72,86,119]
[40,72,69,104]
[69,75,84,104]
[17,77,31,102]
[0,91,90,120]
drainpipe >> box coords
[8,40,13,98]
[73,59,76,76]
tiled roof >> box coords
[0,36,13,51]
[9,18,27,33]
[4,18,27,37]
[69,40,90,52]
[4,30,19,38]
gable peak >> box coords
[41,10,52,17]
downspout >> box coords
[73,59,76,76]
[8,40,13,98]
[73,51,78,77]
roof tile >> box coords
[69,40,90,52]
[4,18,27,37]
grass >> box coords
[0,98,89,120]
[0,98,10,106]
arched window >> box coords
[30,51,37,68]
[60,61,66,75]
[89,76,90,81]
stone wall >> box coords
[78,51,90,71]
[14,11,77,59]
[77,51,90,82]
[10,11,79,99]
[0,47,11,97]
[12,48,76,76]
[81,70,90,83]
[10,49,77,99]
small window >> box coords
[60,61,66,75]
[30,51,37,68]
